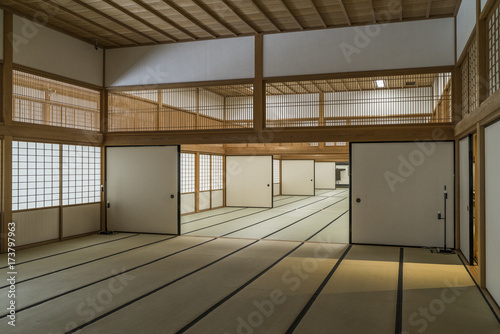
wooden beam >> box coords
[306,0,327,27]
[6,0,120,47]
[102,0,177,42]
[426,0,432,18]
[277,0,304,30]
[400,0,404,21]
[162,0,219,38]
[254,34,265,132]
[249,0,281,32]
[41,0,139,46]
[132,0,198,40]
[219,0,259,33]
[191,0,239,36]
[338,0,351,26]
[71,0,160,44]
[370,0,377,23]
[319,92,325,126]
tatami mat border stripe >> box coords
[181,208,246,225]
[395,248,404,334]
[305,210,349,241]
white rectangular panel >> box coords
[456,0,477,60]
[106,146,179,234]
[337,165,350,185]
[106,37,254,87]
[351,142,454,247]
[62,203,101,238]
[282,160,315,196]
[181,193,195,214]
[199,191,211,211]
[459,137,471,263]
[226,156,273,208]
[315,162,336,189]
[485,120,500,307]
[13,208,59,246]
[264,18,454,77]
[13,15,103,86]
[211,190,223,208]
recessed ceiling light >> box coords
[375,80,385,88]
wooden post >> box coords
[157,90,162,131]
[195,88,200,129]
[319,92,325,127]
[195,152,200,213]
[254,34,265,132]
[476,123,486,288]
[452,67,462,124]
[455,139,461,249]
[1,12,14,253]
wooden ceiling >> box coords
[0,0,461,48]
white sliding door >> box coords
[106,146,179,234]
[315,162,336,189]
[459,137,471,263]
[226,156,273,208]
[485,120,500,307]
[282,160,315,196]
[351,142,454,247]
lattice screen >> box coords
[199,154,211,192]
[180,153,195,194]
[13,71,100,131]
[273,160,280,184]
[12,141,60,211]
[211,155,223,190]
[489,0,500,96]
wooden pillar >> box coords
[195,88,200,129]
[452,66,462,124]
[157,90,162,131]
[476,123,486,288]
[477,0,489,105]
[2,12,14,253]
[319,92,325,127]
[455,139,461,249]
[253,34,265,132]
[195,152,200,213]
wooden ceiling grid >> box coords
[0,0,461,48]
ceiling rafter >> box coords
[248,0,281,32]
[268,83,287,94]
[281,82,299,94]
[131,0,198,40]
[426,0,432,18]
[8,0,119,47]
[324,80,336,92]
[101,0,177,42]
[338,0,351,26]
[162,0,219,38]
[40,0,139,46]
[399,0,403,21]
[306,0,327,28]
[276,0,303,30]
[219,0,259,33]
[191,0,239,36]
[296,81,312,93]
[310,81,324,92]
[370,0,377,23]
[71,0,160,44]
[339,79,349,91]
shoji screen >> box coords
[351,142,454,247]
[226,156,273,208]
[485,120,500,307]
[281,160,315,196]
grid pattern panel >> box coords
[108,85,254,132]
[12,141,60,211]
[62,145,101,206]
[273,160,280,184]
[266,73,452,128]
[199,154,211,192]
[461,57,470,117]
[180,153,195,194]
[468,39,478,114]
[489,1,500,96]
[211,155,223,190]
[13,71,100,131]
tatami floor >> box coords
[181,188,350,243]
[1,233,499,333]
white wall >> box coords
[485,120,500,307]
[13,15,103,86]
[456,0,477,60]
[351,142,455,247]
[459,137,470,263]
[481,0,487,11]
[62,204,101,238]
[264,18,454,77]
[106,37,254,87]
[13,208,59,246]
[0,10,4,61]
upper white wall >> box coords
[12,16,103,86]
[456,0,477,60]
[264,18,455,77]
[0,10,4,60]
[481,0,487,11]
[106,37,254,87]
